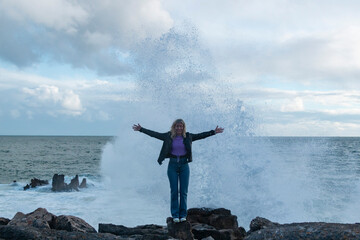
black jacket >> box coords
[139,127,216,165]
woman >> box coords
[132,119,224,223]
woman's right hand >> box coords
[132,123,142,131]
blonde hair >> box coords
[170,119,186,138]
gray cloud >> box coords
[0,0,173,76]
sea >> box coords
[1,24,360,230]
[1,135,359,230]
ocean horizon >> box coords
[1,135,359,229]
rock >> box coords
[68,175,80,191]
[23,178,49,190]
[0,218,10,226]
[248,216,280,233]
[192,223,245,240]
[79,178,87,188]
[191,224,221,240]
[0,225,126,240]
[187,207,238,230]
[187,208,245,240]
[99,223,170,239]
[52,174,67,191]
[0,225,42,240]
[245,219,360,240]
[201,236,215,240]
[51,174,86,191]
[8,208,56,229]
[54,215,96,233]
[166,217,194,240]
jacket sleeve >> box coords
[191,130,216,141]
[139,127,168,141]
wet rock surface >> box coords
[1,208,107,240]
[8,208,56,229]
[0,218,10,226]
[166,217,194,240]
[52,174,87,191]
[55,215,96,233]
[99,223,171,240]
[23,178,49,190]
[0,225,126,240]
[2,207,360,240]
[245,217,360,240]
[187,207,246,240]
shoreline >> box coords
[2,207,360,240]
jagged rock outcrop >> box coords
[187,207,246,240]
[3,207,360,240]
[1,208,118,240]
[23,178,49,190]
[54,215,96,233]
[79,178,87,188]
[0,218,10,226]
[98,223,171,239]
[245,217,360,240]
[166,217,194,240]
[52,174,87,191]
[8,208,56,229]
[0,225,125,240]
[248,216,280,233]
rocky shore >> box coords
[23,174,87,191]
[1,207,360,240]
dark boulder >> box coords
[187,207,245,240]
[0,225,126,240]
[8,208,56,229]
[99,223,170,239]
[191,224,220,240]
[0,218,10,225]
[23,178,49,190]
[52,174,87,192]
[187,207,238,230]
[248,216,280,233]
[79,178,87,188]
[68,175,80,191]
[201,237,215,240]
[54,215,96,233]
[245,217,360,240]
[52,174,67,191]
[166,217,194,240]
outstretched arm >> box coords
[132,123,167,140]
[192,126,224,141]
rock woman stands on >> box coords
[132,119,224,223]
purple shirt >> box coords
[171,136,187,156]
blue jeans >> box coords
[167,157,190,218]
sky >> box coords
[0,0,360,136]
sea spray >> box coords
[100,24,360,228]
[99,24,270,228]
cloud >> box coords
[281,97,304,112]
[161,1,360,89]
[0,0,173,75]
[0,67,137,122]
[23,85,84,116]
[1,0,88,33]
[262,120,360,136]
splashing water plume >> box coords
[101,24,360,228]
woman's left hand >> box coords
[215,126,224,134]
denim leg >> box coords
[167,162,179,218]
[179,163,190,218]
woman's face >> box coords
[175,123,184,136]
